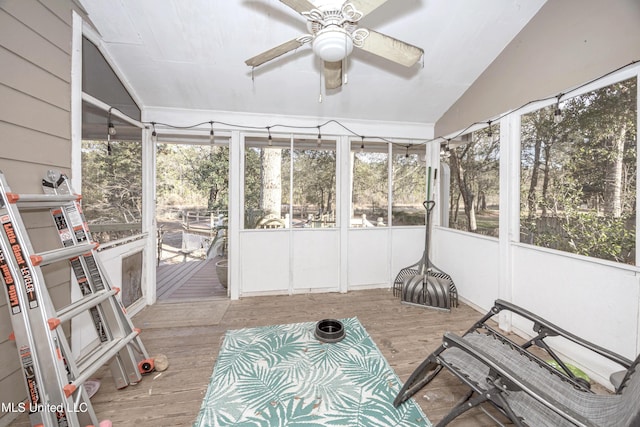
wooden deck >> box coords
[156,257,227,301]
[7,290,509,427]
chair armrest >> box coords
[610,370,627,390]
[442,332,598,427]
[493,299,632,369]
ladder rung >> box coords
[7,192,80,209]
[31,242,97,266]
[55,288,118,324]
[0,171,151,425]
[76,330,140,385]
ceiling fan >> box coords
[245,0,424,89]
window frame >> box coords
[517,74,638,264]
[242,133,340,230]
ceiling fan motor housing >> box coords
[307,4,362,62]
[313,26,354,62]
[245,0,424,88]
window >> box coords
[392,144,427,226]
[351,140,388,227]
[156,142,229,217]
[443,123,500,236]
[244,137,291,229]
[154,142,229,262]
[81,108,142,243]
[292,140,337,228]
[81,37,143,243]
[244,136,337,229]
[520,77,637,263]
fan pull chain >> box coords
[318,62,323,103]
[344,56,348,85]
[343,32,349,85]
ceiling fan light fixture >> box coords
[313,27,353,62]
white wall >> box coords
[432,227,500,311]
[292,230,340,293]
[97,238,148,316]
[348,228,390,289]
[390,227,427,284]
[238,226,426,296]
[430,0,640,388]
[430,62,640,389]
[511,245,639,381]
[238,230,290,295]
[67,238,146,359]
[432,226,640,387]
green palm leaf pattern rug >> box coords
[194,317,430,426]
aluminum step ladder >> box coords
[0,170,154,427]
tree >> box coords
[520,77,637,263]
[82,140,142,225]
[446,125,500,233]
[187,145,229,211]
[352,151,388,219]
[293,149,336,215]
[392,152,425,203]
[565,79,637,218]
[261,148,283,217]
[449,144,477,231]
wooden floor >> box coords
[8,289,509,427]
[156,257,227,301]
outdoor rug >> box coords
[194,317,430,426]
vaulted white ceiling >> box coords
[79,0,546,125]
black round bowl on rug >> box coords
[315,319,345,343]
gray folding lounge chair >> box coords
[394,299,639,426]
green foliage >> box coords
[293,149,336,213]
[522,211,635,264]
[546,360,590,383]
[565,213,634,262]
[520,77,637,264]
[243,146,263,215]
[352,151,388,218]
[189,145,229,211]
[81,140,142,227]
[157,144,229,211]
[392,153,425,204]
[446,125,500,234]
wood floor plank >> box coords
[156,258,227,301]
[7,289,509,427]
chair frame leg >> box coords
[394,351,444,407]
[436,392,490,426]
[395,307,501,407]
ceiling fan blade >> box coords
[358,29,423,67]
[280,0,316,14]
[324,61,343,89]
[245,38,306,67]
[347,0,388,17]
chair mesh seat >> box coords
[445,332,633,427]
[395,299,640,427]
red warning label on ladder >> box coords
[1,215,38,309]
[0,248,20,314]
